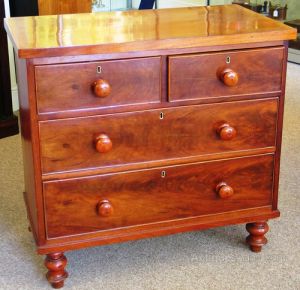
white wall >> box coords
[4,0,19,112]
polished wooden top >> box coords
[5,5,296,59]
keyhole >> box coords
[161,171,166,178]
[226,56,231,64]
[97,66,102,74]
[160,112,164,120]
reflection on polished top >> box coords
[5,5,296,58]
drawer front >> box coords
[39,98,277,174]
[35,57,161,114]
[44,155,274,238]
[169,47,283,102]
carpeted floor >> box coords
[0,63,299,290]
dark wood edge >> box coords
[161,55,168,103]
[272,41,289,210]
[0,115,19,138]
[36,207,280,254]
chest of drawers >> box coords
[5,5,296,288]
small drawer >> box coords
[44,155,274,238]
[35,57,161,114]
[168,47,284,102]
[39,98,278,174]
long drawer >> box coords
[168,47,284,102]
[44,155,274,238]
[35,57,161,114]
[39,98,278,174]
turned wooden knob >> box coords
[94,133,112,153]
[97,200,113,217]
[93,79,111,98]
[220,68,239,87]
[216,182,234,199]
[217,123,237,141]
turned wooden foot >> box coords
[45,253,68,288]
[246,221,269,252]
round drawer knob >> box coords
[97,200,113,217]
[94,133,112,153]
[220,68,239,87]
[217,123,237,141]
[216,182,234,199]
[93,79,111,98]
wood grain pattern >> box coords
[38,0,92,15]
[39,98,278,174]
[35,57,161,114]
[4,5,296,59]
[169,47,284,102]
[44,155,274,238]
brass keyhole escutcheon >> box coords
[97,66,102,74]
[226,56,231,64]
[160,112,164,120]
[161,171,166,178]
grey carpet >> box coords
[0,63,299,290]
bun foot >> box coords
[246,221,269,253]
[45,253,68,288]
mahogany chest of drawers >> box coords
[5,5,296,288]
